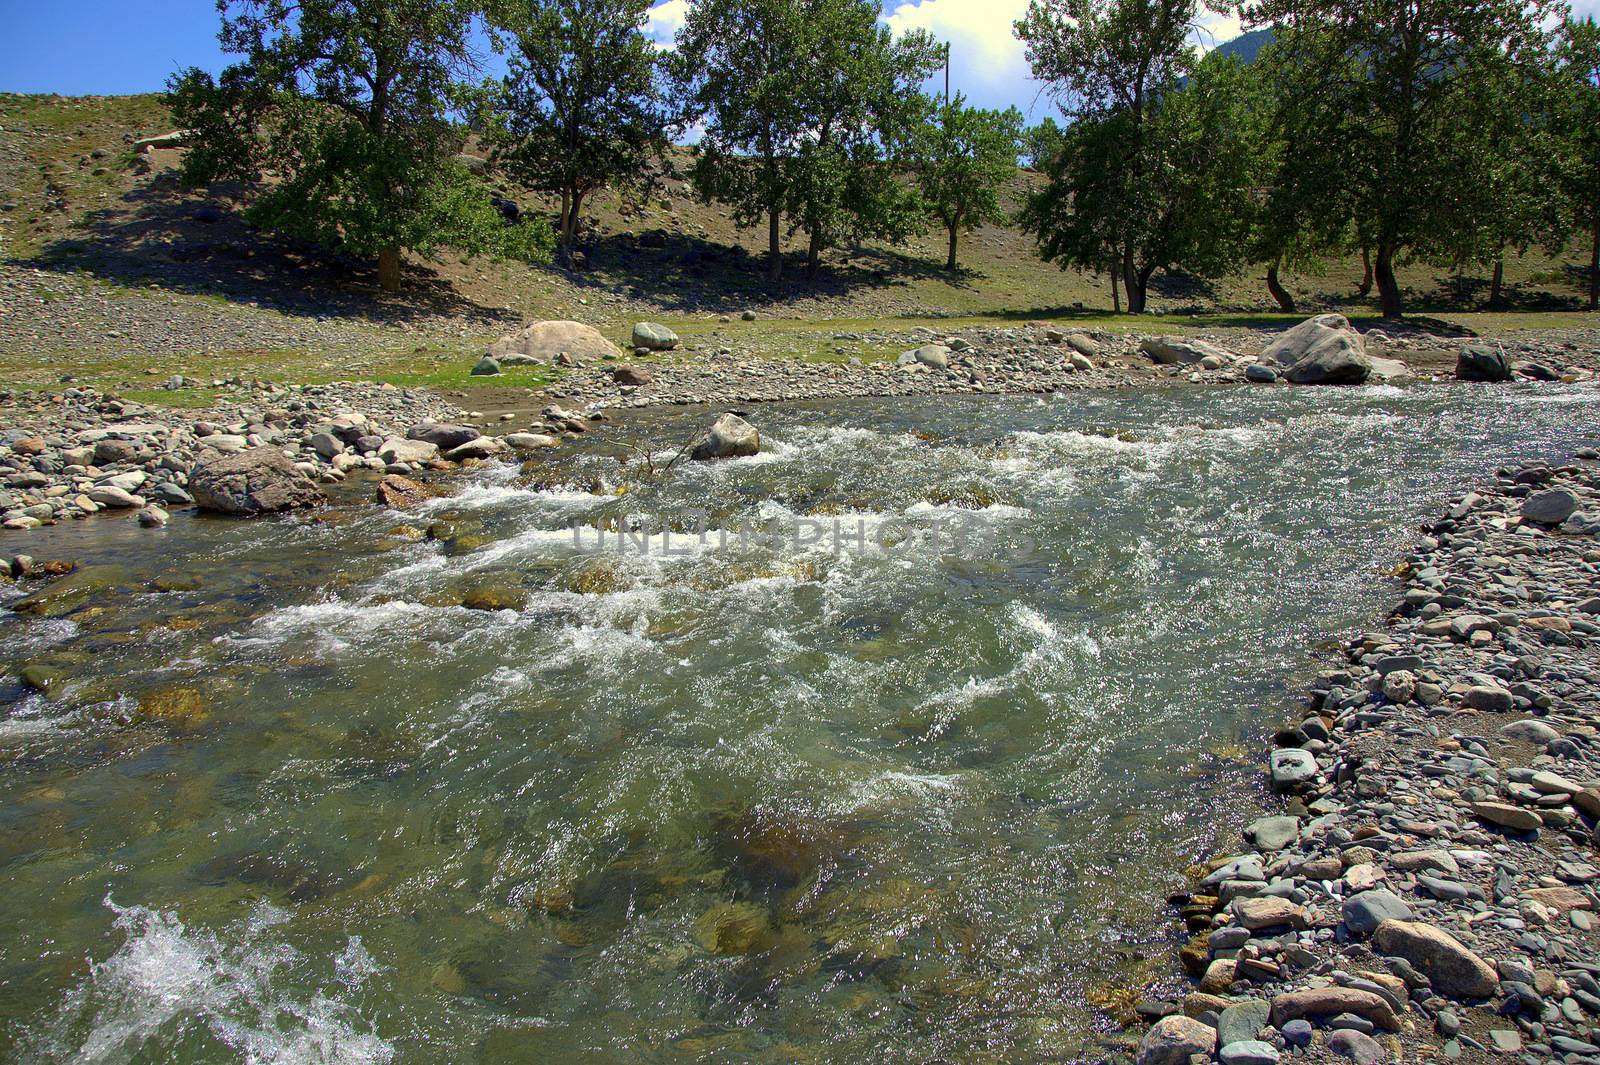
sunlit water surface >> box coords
[4,384,1599,1064]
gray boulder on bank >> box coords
[189,448,324,515]
[487,320,623,363]
[690,413,760,461]
[1456,343,1513,382]
[1140,337,1233,365]
[1267,314,1373,385]
[632,322,680,350]
[407,423,482,450]
[471,355,501,376]
[897,344,950,369]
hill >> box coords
[1214,27,1275,65]
[0,91,1595,392]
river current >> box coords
[3,383,1599,1063]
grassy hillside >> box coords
[0,91,1595,396]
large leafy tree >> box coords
[914,95,1023,270]
[1015,0,1212,312]
[1555,15,1600,310]
[168,0,550,292]
[1241,0,1563,318]
[672,0,941,281]
[480,0,676,263]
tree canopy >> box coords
[169,0,551,291]
[914,95,1022,270]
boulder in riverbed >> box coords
[632,322,679,350]
[691,413,760,461]
[487,320,623,362]
[1456,343,1512,382]
[190,448,324,515]
[1263,314,1365,368]
[1140,337,1232,365]
[407,423,481,450]
[1371,918,1498,998]
[1136,1015,1215,1065]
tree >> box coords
[1020,117,1065,169]
[1241,0,1563,318]
[914,96,1022,270]
[169,0,550,292]
[1015,0,1208,312]
[481,0,675,263]
[1555,16,1600,310]
[672,0,941,281]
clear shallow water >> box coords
[2,383,1598,1064]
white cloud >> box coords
[645,0,690,44]
[883,0,1043,115]
[1192,10,1245,53]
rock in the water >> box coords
[1270,748,1318,789]
[446,437,509,461]
[1136,1015,1215,1065]
[690,413,760,461]
[1246,815,1299,851]
[488,320,624,362]
[376,475,446,508]
[471,355,501,376]
[503,432,559,450]
[190,448,324,515]
[1141,337,1233,365]
[1370,919,1498,998]
[1343,889,1413,935]
[1521,488,1579,526]
[137,505,169,528]
[631,322,679,350]
[1244,363,1278,383]
[1455,343,1512,382]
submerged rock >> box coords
[190,448,324,515]
[1136,1015,1215,1065]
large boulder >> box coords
[407,423,481,450]
[1371,919,1498,998]
[1136,1015,1215,1065]
[632,322,680,350]
[1265,313,1373,384]
[1263,313,1364,366]
[1456,343,1512,382]
[487,320,623,362]
[378,437,440,465]
[691,413,760,461]
[1140,337,1233,365]
[189,448,324,515]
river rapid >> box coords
[3,383,1599,1064]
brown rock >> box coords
[1270,987,1401,1031]
[1471,801,1542,833]
[1231,896,1309,930]
[1371,919,1498,998]
[1525,887,1592,913]
[376,474,448,508]
[189,448,323,515]
[1135,1015,1215,1065]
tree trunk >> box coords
[1589,220,1599,312]
[946,224,959,271]
[806,228,823,279]
[1374,243,1403,319]
[767,208,782,281]
[558,188,574,265]
[1358,245,1373,297]
[1121,245,1144,314]
[1111,269,1121,315]
[1489,256,1504,308]
[377,246,401,293]
[1266,259,1296,313]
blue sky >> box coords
[3,0,1598,125]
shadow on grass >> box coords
[18,171,521,328]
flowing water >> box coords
[3,383,1599,1064]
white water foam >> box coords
[30,897,392,1065]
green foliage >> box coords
[1553,16,1600,308]
[480,0,675,259]
[671,0,942,279]
[168,0,552,290]
[1021,54,1263,309]
[1020,117,1064,169]
[1242,0,1564,316]
[1017,0,1257,311]
[913,95,1022,269]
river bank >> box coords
[1133,451,1600,1065]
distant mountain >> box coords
[1213,27,1275,64]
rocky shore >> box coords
[1133,454,1600,1064]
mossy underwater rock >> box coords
[694,901,771,955]
[138,687,207,728]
